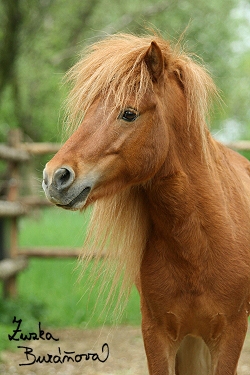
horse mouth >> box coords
[56,186,91,210]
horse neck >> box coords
[143,126,219,262]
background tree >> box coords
[0,0,249,143]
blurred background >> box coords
[0,0,250,357]
[0,0,250,144]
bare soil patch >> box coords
[1,326,249,374]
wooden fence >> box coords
[1,129,250,298]
[0,129,82,298]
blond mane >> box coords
[67,34,217,308]
[79,186,149,316]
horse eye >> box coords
[120,109,139,122]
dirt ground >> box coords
[0,325,249,375]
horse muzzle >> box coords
[42,165,94,210]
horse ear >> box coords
[144,41,164,82]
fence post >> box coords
[3,129,22,298]
[0,217,10,261]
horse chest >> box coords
[140,243,250,321]
[140,253,249,343]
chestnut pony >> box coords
[43,34,250,374]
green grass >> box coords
[0,207,141,351]
[19,206,91,247]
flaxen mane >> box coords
[65,34,217,306]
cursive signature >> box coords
[8,316,59,342]
[7,317,110,367]
[18,344,109,366]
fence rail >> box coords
[0,144,30,162]
[20,142,61,155]
[1,129,250,297]
[225,141,250,151]
[0,201,28,217]
[0,130,63,297]
[0,257,28,280]
[0,142,60,162]
[18,247,83,258]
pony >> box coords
[42,33,250,374]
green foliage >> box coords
[0,0,250,142]
[0,296,46,352]
[0,296,45,327]
[0,324,16,352]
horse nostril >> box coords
[53,167,75,190]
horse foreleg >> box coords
[142,324,178,375]
[209,315,248,375]
[141,310,180,375]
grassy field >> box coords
[0,207,141,351]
